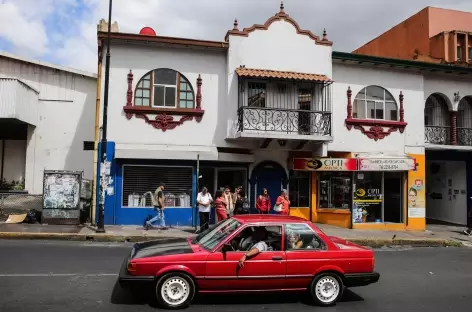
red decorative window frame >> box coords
[345,87,407,141]
[123,70,205,131]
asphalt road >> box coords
[0,240,471,312]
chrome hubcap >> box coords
[160,277,189,306]
[315,276,340,303]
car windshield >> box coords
[197,218,241,250]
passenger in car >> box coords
[287,231,304,249]
[238,227,269,267]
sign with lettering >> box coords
[358,158,415,171]
[293,158,357,171]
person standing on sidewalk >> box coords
[234,190,250,215]
[223,186,235,217]
[275,189,290,215]
[145,182,166,230]
[233,186,242,206]
[214,190,228,222]
[197,187,213,232]
[256,188,271,214]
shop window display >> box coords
[352,172,383,223]
[318,172,351,209]
[122,165,193,208]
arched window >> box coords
[353,86,398,121]
[424,94,450,127]
[134,68,195,109]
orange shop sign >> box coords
[292,158,358,171]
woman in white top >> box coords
[197,187,213,232]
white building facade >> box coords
[0,52,97,195]
[97,4,472,230]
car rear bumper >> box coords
[344,272,380,287]
[118,257,155,288]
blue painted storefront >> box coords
[97,142,290,227]
[113,158,197,226]
[96,143,197,227]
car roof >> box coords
[232,214,309,224]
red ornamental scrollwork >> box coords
[352,124,402,141]
[345,87,407,141]
[135,113,195,132]
[123,72,204,131]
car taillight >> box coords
[372,257,375,270]
[127,262,137,272]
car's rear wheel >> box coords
[155,272,195,309]
[309,272,344,306]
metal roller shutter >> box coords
[122,165,193,208]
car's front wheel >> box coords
[155,272,195,309]
[309,272,344,306]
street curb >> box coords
[0,232,187,243]
[346,238,464,248]
[0,232,464,247]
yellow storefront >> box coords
[290,153,426,231]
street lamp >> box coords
[96,0,113,233]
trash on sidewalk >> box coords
[5,213,27,224]
[4,209,41,224]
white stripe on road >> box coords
[0,273,118,277]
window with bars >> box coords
[247,82,266,107]
[122,165,193,208]
[134,69,195,109]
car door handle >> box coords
[272,256,283,261]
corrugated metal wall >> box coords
[0,78,38,125]
[0,57,76,102]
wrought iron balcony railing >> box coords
[457,127,472,146]
[424,126,451,145]
[237,106,331,136]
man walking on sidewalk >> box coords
[145,182,166,230]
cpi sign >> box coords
[293,158,357,171]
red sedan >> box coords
[119,215,380,309]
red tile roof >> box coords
[235,67,332,82]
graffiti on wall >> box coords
[43,172,81,209]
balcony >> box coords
[457,127,472,146]
[237,107,331,136]
[424,126,451,145]
[424,94,472,147]
[228,67,333,142]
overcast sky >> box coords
[1,0,471,73]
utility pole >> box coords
[96,0,113,233]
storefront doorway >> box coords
[199,167,247,196]
[384,172,404,223]
[352,171,404,224]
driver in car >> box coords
[238,227,269,267]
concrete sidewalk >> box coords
[0,222,470,247]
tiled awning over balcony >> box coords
[235,67,332,83]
